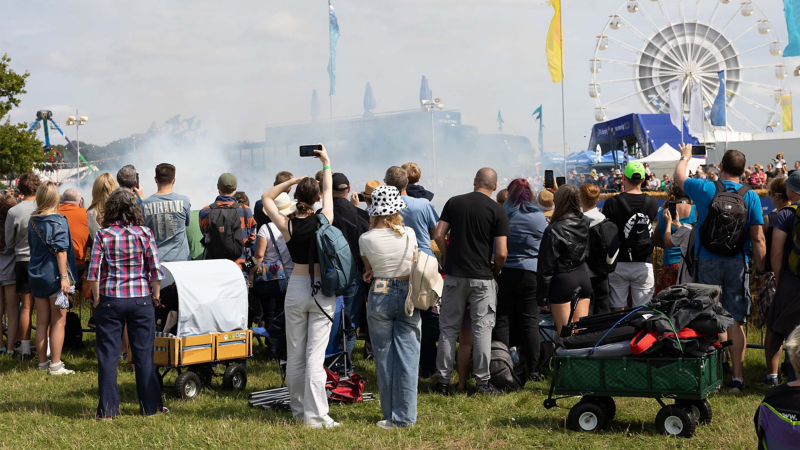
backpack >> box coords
[698,180,751,257]
[614,194,656,262]
[206,203,244,261]
[587,218,620,276]
[785,206,800,275]
[311,214,357,300]
[489,341,524,391]
[62,311,83,351]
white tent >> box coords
[638,144,704,176]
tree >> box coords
[0,53,44,174]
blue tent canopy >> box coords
[602,150,636,163]
[542,152,565,164]
[566,150,598,166]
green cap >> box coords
[624,161,645,180]
[217,173,238,191]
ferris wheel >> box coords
[590,0,789,134]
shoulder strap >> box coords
[266,224,285,268]
[713,180,726,194]
[393,229,412,278]
[615,194,633,217]
[736,184,751,196]
[30,218,56,256]
[209,203,219,210]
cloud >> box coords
[249,11,319,42]
[44,51,75,70]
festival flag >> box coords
[419,76,431,105]
[689,83,704,137]
[779,93,794,132]
[545,0,563,83]
[311,89,321,121]
[497,110,504,132]
[668,80,683,131]
[622,140,629,165]
[327,2,340,96]
[363,82,376,117]
[595,144,602,163]
[710,71,726,127]
[532,105,544,153]
[784,0,800,57]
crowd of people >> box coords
[1,143,800,437]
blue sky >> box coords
[2,0,798,150]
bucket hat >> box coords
[367,185,407,217]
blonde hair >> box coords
[32,182,60,216]
[369,213,405,236]
[402,162,422,184]
[88,173,118,225]
[785,325,800,376]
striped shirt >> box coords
[87,222,164,298]
[198,196,257,269]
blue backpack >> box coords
[309,214,357,317]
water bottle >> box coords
[509,346,520,366]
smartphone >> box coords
[668,201,677,218]
[299,144,322,157]
[136,173,140,189]
[544,170,554,189]
[556,176,566,187]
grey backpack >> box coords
[489,341,524,391]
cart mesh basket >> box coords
[553,350,721,399]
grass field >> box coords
[0,306,777,449]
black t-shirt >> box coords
[440,191,510,279]
[602,192,659,263]
[754,383,800,431]
[329,197,370,272]
[253,199,272,233]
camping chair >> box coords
[756,402,800,449]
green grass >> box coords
[0,306,778,449]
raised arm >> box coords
[317,145,333,223]
[673,143,692,190]
[262,176,307,237]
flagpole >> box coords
[723,70,727,160]
[328,0,333,148]
[559,1,567,176]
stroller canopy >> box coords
[162,260,248,337]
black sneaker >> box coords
[431,382,450,396]
[727,379,744,393]
[88,317,96,329]
[760,375,780,387]
[476,383,501,396]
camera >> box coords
[243,255,258,271]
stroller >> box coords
[249,297,374,409]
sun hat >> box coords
[361,180,381,198]
[786,170,800,194]
[614,169,622,176]
[367,185,407,217]
[624,161,646,180]
[273,192,297,216]
[537,190,554,218]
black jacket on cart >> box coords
[537,214,591,306]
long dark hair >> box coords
[551,185,582,222]
[0,195,18,251]
[294,177,320,216]
[102,188,145,228]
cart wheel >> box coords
[655,405,697,438]
[567,401,608,432]
[582,396,616,422]
[222,364,247,391]
[175,371,201,400]
[543,398,557,410]
[676,399,712,425]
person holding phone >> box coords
[116,165,144,204]
[261,144,340,429]
[654,184,695,294]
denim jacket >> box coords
[27,214,78,298]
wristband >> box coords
[323,165,331,171]
[59,274,69,279]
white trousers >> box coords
[284,275,337,427]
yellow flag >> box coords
[778,94,793,132]
[546,0,563,83]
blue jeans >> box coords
[367,279,421,427]
[96,295,163,417]
[697,257,750,323]
[342,273,366,355]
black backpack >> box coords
[587,218,620,276]
[489,341,524,391]
[62,311,83,351]
[206,203,244,261]
[614,194,656,262]
[698,181,751,257]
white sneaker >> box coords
[376,420,398,430]
[38,360,51,371]
[47,361,75,375]
[309,420,341,429]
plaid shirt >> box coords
[87,221,165,298]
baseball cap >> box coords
[786,170,800,194]
[624,161,645,180]
[332,173,350,191]
[217,173,237,191]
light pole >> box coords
[66,111,88,169]
[421,93,444,191]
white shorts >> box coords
[608,262,654,309]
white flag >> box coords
[669,80,683,131]
[595,144,602,163]
[689,83,704,137]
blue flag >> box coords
[532,105,543,153]
[497,110,504,132]
[327,3,340,96]
[311,89,321,121]
[710,71,726,127]
[784,0,800,57]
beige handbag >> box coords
[406,234,443,316]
